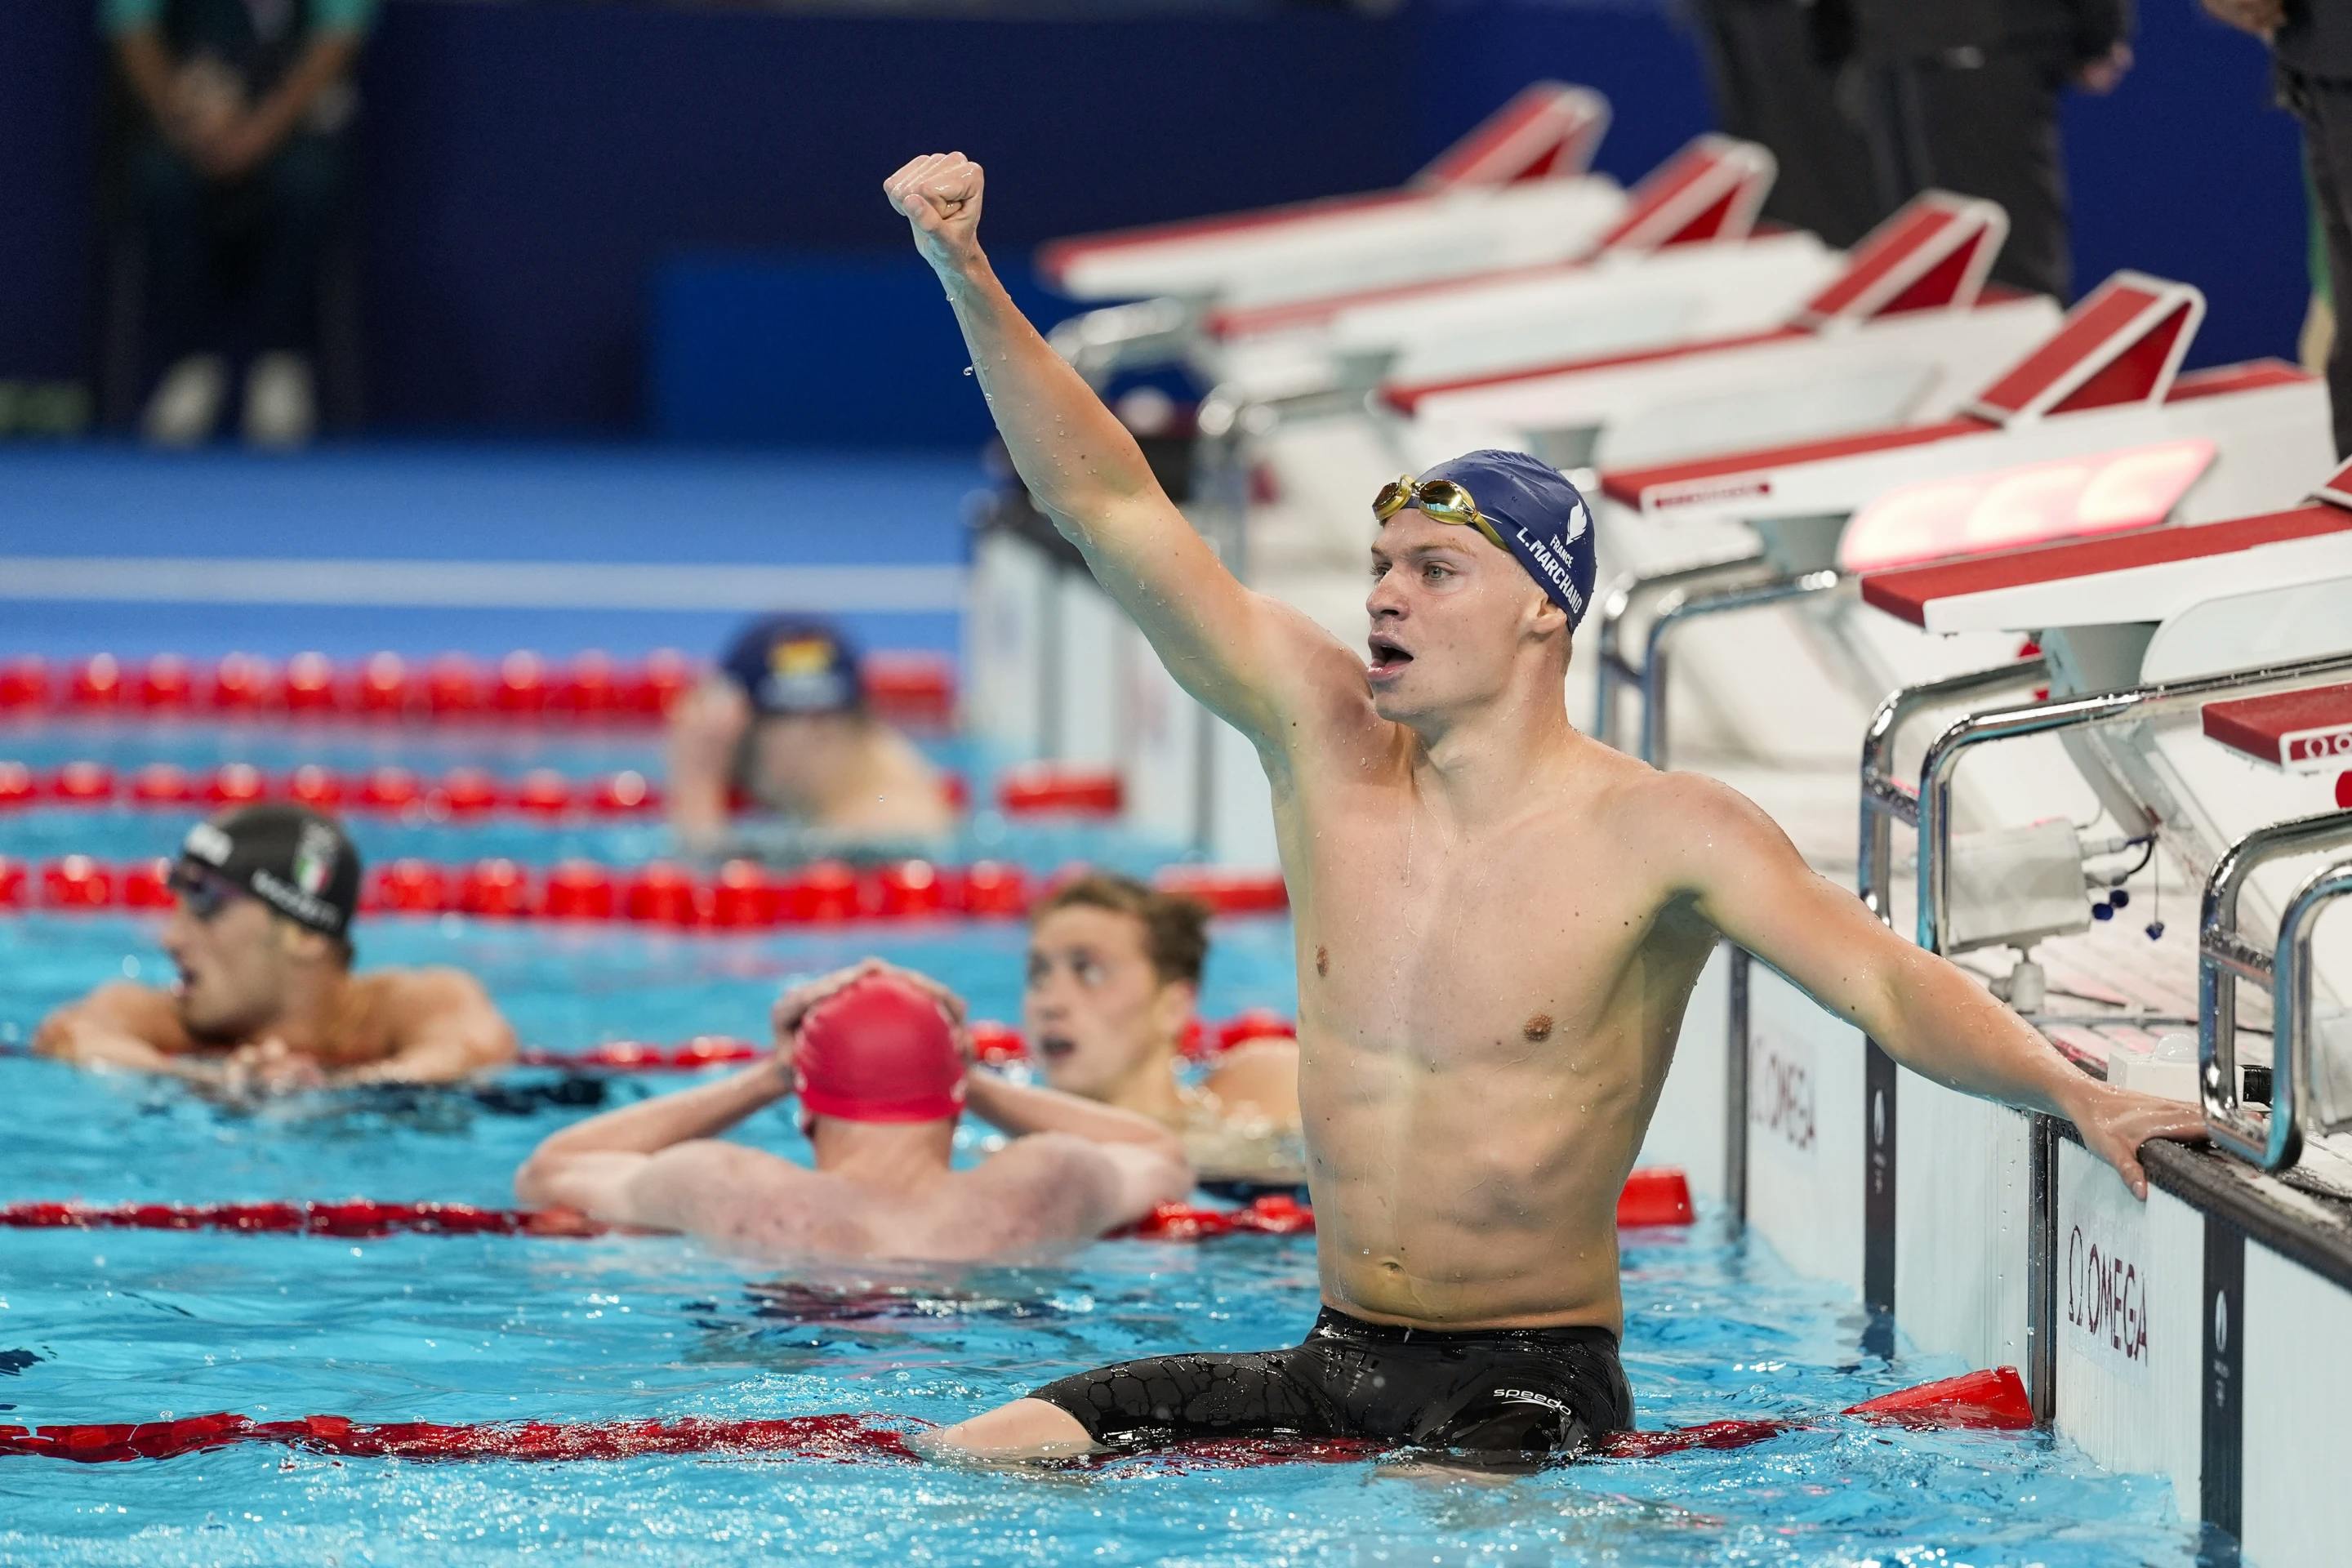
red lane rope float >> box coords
[513,1013,1298,1072]
[2,761,995,823]
[0,856,1286,924]
[0,1178,1692,1244]
[0,1196,1312,1243]
[0,652,956,731]
[0,1410,924,1465]
[0,1368,2026,1468]
[0,761,673,820]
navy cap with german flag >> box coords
[177,804,363,938]
[718,616,863,719]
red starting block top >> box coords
[1601,418,1994,507]
[1040,85,1604,285]
[2203,682,2352,772]
[1412,82,1610,189]
[1207,133,1769,341]
[1597,271,2287,512]
[1858,501,2352,627]
[1381,191,2006,411]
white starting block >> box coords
[1383,194,2056,472]
[1588,273,2330,769]
[1198,135,1787,392]
[1038,83,1620,310]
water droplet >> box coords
[962,366,975,376]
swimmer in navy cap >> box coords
[515,961,1190,1262]
[666,615,954,852]
[35,804,514,1091]
[889,149,2207,1464]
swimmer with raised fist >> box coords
[884,150,2207,1463]
[514,963,1192,1262]
[35,805,514,1091]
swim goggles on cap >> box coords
[1371,474,1510,555]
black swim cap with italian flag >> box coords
[178,804,363,938]
[1415,449,1598,629]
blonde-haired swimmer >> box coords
[515,962,1190,1263]
[35,805,514,1091]
[884,150,2207,1465]
[1027,873,1302,1187]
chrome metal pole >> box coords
[1635,568,1845,768]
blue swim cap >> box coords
[1413,450,1598,630]
[719,617,862,718]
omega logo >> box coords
[2212,1290,2229,1354]
[2066,1224,2150,1365]
[1750,1041,1816,1152]
[1871,1089,1886,1146]
[2283,726,2352,766]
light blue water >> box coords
[0,747,2215,1566]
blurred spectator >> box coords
[1846,0,2133,301]
[2211,0,2352,453]
[1691,0,1878,247]
[667,616,955,852]
[106,0,375,448]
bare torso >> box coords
[681,1134,1142,1265]
[1277,722,1717,1334]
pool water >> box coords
[0,732,2216,1566]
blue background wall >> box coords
[0,0,2310,439]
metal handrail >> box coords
[1855,658,2052,928]
[2200,811,2352,1170]
[1637,569,1847,768]
[1588,556,1766,755]
[1047,299,1198,387]
[1904,650,2352,958]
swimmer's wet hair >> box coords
[1033,873,1209,988]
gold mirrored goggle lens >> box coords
[1371,476,1506,551]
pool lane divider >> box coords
[0,854,1292,922]
[0,1366,2028,1467]
[0,760,1132,824]
[0,1174,1701,1244]
[0,651,956,730]
[0,1011,1299,1071]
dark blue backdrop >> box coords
[0,0,2310,437]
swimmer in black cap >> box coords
[34,804,514,1091]
[887,152,2207,1465]
[666,615,955,852]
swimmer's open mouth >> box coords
[1367,635,1413,678]
[1034,1035,1076,1062]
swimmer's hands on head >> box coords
[771,957,973,1071]
[885,153,987,277]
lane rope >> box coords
[0,854,1291,922]
[0,761,1133,825]
[0,1368,2029,1467]
[0,651,955,730]
[0,1174,1698,1242]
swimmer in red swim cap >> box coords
[514,962,1192,1263]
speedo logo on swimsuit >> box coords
[182,822,234,867]
[1647,476,1771,513]
[1493,1388,1575,1416]
[1511,527,1586,617]
[251,870,337,931]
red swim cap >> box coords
[795,973,966,1124]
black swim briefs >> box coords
[1030,1306,1633,1459]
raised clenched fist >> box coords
[884,153,986,274]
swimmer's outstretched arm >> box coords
[886,153,1365,748]
[1661,776,2206,1200]
[513,1056,802,1227]
[32,983,221,1082]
